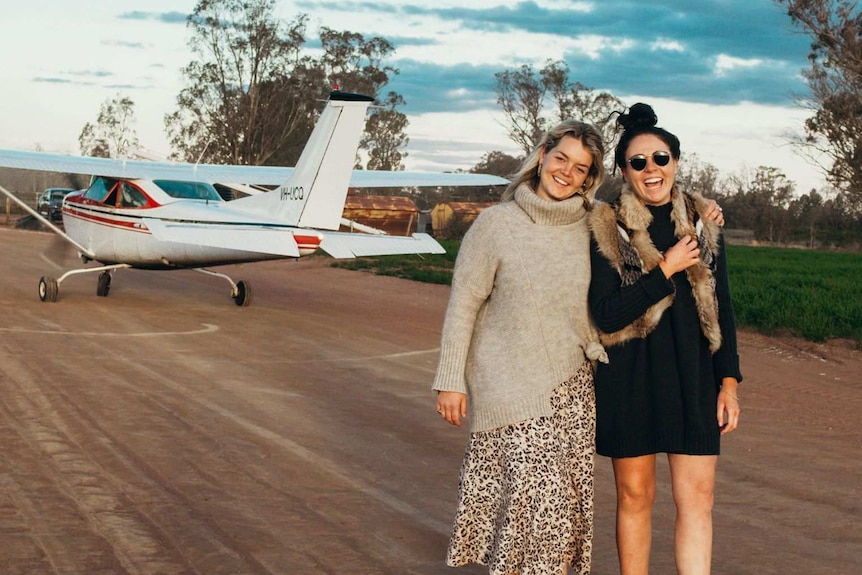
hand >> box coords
[659,235,700,278]
[704,199,725,227]
[717,379,740,435]
[436,391,468,426]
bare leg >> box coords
[612,455,657,575]
[668,454,717,575]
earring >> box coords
[537,163,542,176]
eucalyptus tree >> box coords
[725,166,796,242]
[79,95,139,159]
[360,92,409,171]
[494,59,624,158]
[165,0,408,170]
[319,27,408,171]
[776,0,862,211]
[165,0,316,166]
[676,153,721,198]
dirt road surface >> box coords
[0,227,859,574]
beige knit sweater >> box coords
[432,185,606,432]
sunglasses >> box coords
[627,151,671,171]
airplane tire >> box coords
[39,276,59,302]
[96,272,111,297]
[233,281,252,307]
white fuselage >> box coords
[61,181,321,269]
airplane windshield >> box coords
[153,180,223,202]
[84,177,117,202]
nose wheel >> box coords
[38,276,59,302]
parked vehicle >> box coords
[36,188,75,221]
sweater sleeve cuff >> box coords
[431,344,470,394]
[641,267,675,302]
[714,354,743,384]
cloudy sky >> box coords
[0,0,823,191]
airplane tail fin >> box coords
[231,91,374,230]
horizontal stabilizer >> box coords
[318,232,445,259]
[144,218,301,257]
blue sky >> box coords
[0,0,823,191]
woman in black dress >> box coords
[588,103,742,575]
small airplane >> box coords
[0,90,507,306]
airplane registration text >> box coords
[281,186,304,201]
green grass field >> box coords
[331,239,460,285]
[725,245,862,344]
[333,243,862,346]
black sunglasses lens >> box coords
[629,156,647,171]
[654,152,671,166]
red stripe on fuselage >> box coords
[63,205,150,232]
[64,203,323,247]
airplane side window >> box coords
[120,183,148,207]
[153,180,223,202]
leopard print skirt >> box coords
[446,361,596,575]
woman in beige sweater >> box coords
[433,119,609,575]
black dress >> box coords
[589,202,742,458]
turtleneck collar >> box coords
[514,184,587,226]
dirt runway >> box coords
[0,227,859,574]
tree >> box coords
[470,151,522,178]
[724,166,796,242]
[495,64,545,155]
[776,0,862,211]
[318,27,397,97]
[676,153,721,198]
[360,91,409,171]
[318,27,407,171]
[165,1,408,170]
[165,0,316,166]
[789,189,825,247]
[78,95,139,158]
[494,59,624,157]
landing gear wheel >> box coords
[96,271,111,297]
[39,276,59,302]
[233,280,252,307]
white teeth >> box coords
[553,176,569,186]
[645,178,662,185]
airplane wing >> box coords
[143,218,302,257]
[0,148,509,188]
[317,231,446,258]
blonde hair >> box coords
[502,120,605,206]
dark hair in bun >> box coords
[613,102,680,171]
[618,103,658,132]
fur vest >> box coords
[589,185,723,352]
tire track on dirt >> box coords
[0,351,196,574]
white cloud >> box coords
[714,54,763,75]
[569,35,635,59]
[651,38,686,53]
[535,0,594,11]
[623,96,824,193]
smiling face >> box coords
[623,133,679,206]
[536,135,594,202]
